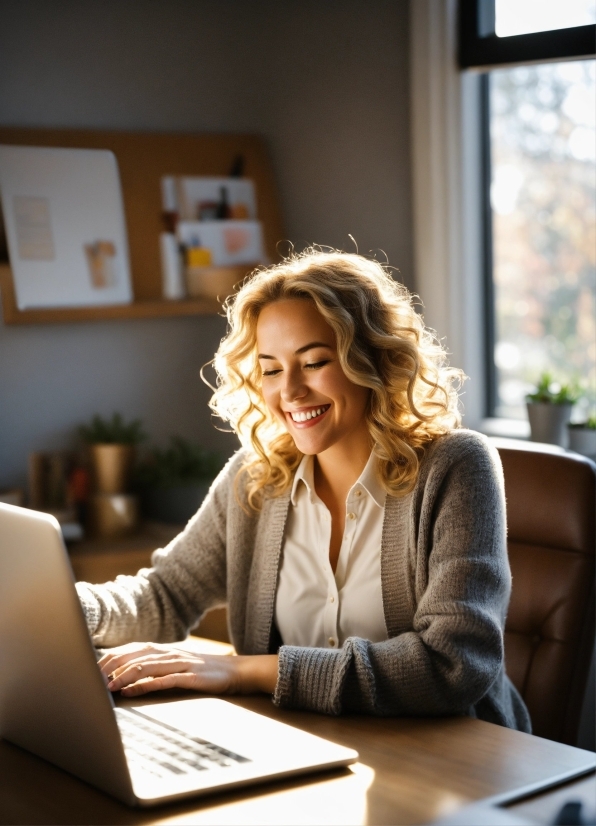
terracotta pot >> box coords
[90,444,136,494]
[88,494,139,538]
[526,402,573,447]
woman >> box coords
[77,250,530,731]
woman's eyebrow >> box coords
[258,342,333,360]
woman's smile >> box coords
[287,404,331,426]
[256,298,371,461]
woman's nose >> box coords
[280,369,307,403]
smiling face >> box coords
[256,298,371,461]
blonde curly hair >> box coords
[209,249,464,510]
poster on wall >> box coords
[0,145,133,310]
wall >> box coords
[0,0,413,488]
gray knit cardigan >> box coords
[76,429,531,731]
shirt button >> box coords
[347,512,356,520]
[329,595,335,603]
[328,637,336,647]
[355,490,362,497]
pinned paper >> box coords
[14,196,55,261]
[177,220,265,267]
[84,240,118,289]
[223,226,250,255]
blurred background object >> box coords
[568,415,596,459]
[78,412,146,538]
[27,450,85,540]
[526,372,581,446]
[134,436,224,524]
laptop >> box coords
[0,503,358,807]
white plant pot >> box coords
[567,426,596,459]
[526,402,573,447]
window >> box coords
[460,0,596,420]
[495,0,596,37]
[488,59,595,418]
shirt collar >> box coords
[356,450,386,508]
[290,450,386,508]
[290,454,317,506]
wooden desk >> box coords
[0,677,594,825]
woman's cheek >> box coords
[262,387,281,420]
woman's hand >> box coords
[97,643,278,698]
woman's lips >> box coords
[286,404,330,428]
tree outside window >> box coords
[489,59,595,418]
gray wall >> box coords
[0,0,413,489]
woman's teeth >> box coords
[291,406,328,422]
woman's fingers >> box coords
[97,647,278,697]
[118,672,201,697]
[104,651,241,696]
[107,655,196,690]
[98,643,167,680]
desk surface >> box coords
[0,676,594,825]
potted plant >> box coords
[77,413,147,538]
[134,436,225,524]
[526,373,580,447]
[78,413,147,494]
[567,414,596,459]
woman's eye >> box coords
[260,360,329,376]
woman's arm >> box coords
[75,453,244,647]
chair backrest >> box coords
[494,438,595,745]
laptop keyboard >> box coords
[115,707,251,780]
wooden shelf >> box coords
[0,264,224,324]
[0,127,284,325]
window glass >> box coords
[495,0,596,37]
[489,59,595,418]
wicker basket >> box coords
[185,265,255,300]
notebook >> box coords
[0,503,358,807]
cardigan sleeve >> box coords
[75,453,242,648]
[273,433,512,718]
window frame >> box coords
[459,0,596,418]
[458,0,596,69]
[479,73,497,417]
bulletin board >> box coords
[0,127,285,324]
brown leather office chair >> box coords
[493,438,595,745]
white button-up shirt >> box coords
[275,451,388,649]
